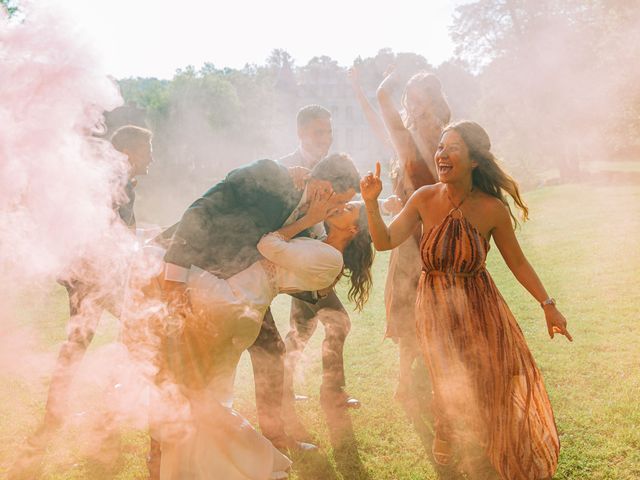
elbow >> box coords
[507,256,527,276]
[256,237,268,257]
[257,232,285,258]
[372,239,392,252]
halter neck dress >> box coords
[415,196,559,479]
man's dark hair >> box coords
[297,105,331,129]
[110,125,152,152]
[310,153,361,193]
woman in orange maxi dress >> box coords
[361,121,572,480]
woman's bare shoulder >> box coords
[413,183,442,200]
[475,192,511,221]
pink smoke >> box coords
[0,3,188,474]
[0,2,126,283]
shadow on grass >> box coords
[324,406,372,480]
[289,449,340,480]
[290,405,371,480]
[6,444,46,480]
[6,419,136,480]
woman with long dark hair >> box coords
[339,203,375,311]
[361,121,571,479]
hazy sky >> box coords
[57,0,462,79]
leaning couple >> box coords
[135,153,373,480]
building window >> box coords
[346,128,354,149]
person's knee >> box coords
[251,336,286,360]
[296,323,318,347]
[323,310,350,339]
[325,323,349,344]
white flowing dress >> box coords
[157,233,344,480]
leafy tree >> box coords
[299,55,343,85]
[267,49,294,72]
[435,59,479,120]
[118,77,171,118]
[0,0,18,17]
[170,68,240,129]
[450,0,640,178]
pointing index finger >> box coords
[563,328,573,342]
[375,162,381,179]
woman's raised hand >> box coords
[377,64,397,92]
[544,307,573,342]
[360,162,383,202]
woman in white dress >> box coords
[136,193,374,480]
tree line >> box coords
[115,0,639,194]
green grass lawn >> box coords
[1,182,639,479]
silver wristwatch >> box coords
[540,297,556,308]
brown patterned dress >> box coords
[416,204,560,479]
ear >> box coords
[471,160,479,170]
[121,147,134,163]
[349,225,358,235]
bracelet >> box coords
[540,297,556,308]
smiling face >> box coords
[298,116,333,160]
[325,201,362,233]
[434,129,477,183]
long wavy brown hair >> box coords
[341,203,374,311]
[444,121,529,227]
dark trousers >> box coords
[44,281,105,426]
[284,290,350,393]
[247,307,287,440]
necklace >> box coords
[445,185,473,210]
